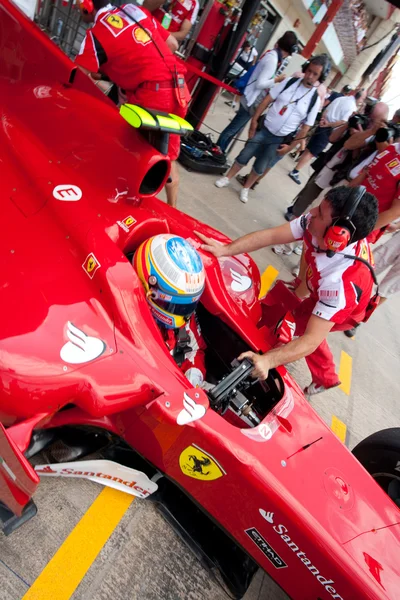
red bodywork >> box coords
[0,3,399,598]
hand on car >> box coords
[277,144,291,157]
[195,231,229,258]
[238,351,270,380]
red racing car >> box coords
[0,2,400,599]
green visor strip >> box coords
[120,104,193,135]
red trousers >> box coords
[287,297,355,388]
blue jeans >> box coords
[235,126,284,176]
[217,104,251,153]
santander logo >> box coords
[259,509,344,600]
[177,391,206,426]
[60,322,106,365]
[230,268,252,293]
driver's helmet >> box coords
[134,234,205,329]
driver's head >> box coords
[134,234,205,329]
[307,186,378,249]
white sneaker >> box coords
[215,176,230,188]
[291,265,300,277]
[293,244,303,256]
[272,244,293,256]
[240,188,249,203]
[304,381,340,398]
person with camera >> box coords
[197,186,379,397]
[283,101,389,222]
[214,56,329,204]
[216,31,299,154]
[288,90,365,186]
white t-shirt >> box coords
[240,47,258,64]
[264,78,321,137]
[324,96,357,124]
[244,50,279,108]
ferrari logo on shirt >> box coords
[133,27,151,46]
[386,157,400,176]
[179,444,225,481]
[106,14,124,29]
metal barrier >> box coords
[35,0,87,58]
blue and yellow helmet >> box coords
[134,234,205,329]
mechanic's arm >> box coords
[171,19,192,41]
[196,223,296,258]
[166,34,179,52]
[248,94,274,138]
[239,315,334,380]
[277,124,311,157]
[77,65,102,80]
[375,195,400,230]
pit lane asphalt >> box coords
[1,95,399,600]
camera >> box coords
[348,113,369,130]
[375,123,400,143]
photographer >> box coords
[284,102,389,221]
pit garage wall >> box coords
[257,0,340,85]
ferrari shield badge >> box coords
[179,444,225,481]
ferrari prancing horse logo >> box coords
[179,444,225,481]
[106,14,124,29]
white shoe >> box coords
[293,244,303,256]
[239,188,249,203]
[304,381,340,399]
[272,244,293,256]
[215,176,230,188]
[291,266,300,277]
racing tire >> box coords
[352,428,400,507]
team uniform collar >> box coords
[95,3,114,22]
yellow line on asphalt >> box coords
[338,351,352,395]
[23,487,134,600]
[259,265,279,299]
[331,415,347,444]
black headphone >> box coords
[301,54,331,83]
[324,186,366,257]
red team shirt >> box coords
[290,215,374,325]
[154,0,199,33]
[363,143,400,244]
[75,3,187,159]
[75,4,181,95]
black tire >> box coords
[352,428,400,506]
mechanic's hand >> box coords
[195,231,229,258]
[277,144,291,157]
[248,121,257,139]
[238,351,270,380]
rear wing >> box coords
[0,423,39,534]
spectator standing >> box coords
[216,31,299,153]
[215,56,328,203]
[288,90,365,185]
[284,101,390,221]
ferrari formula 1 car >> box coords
[1,2,400,599]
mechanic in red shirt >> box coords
[152,0,199,43]
[349,134,400,243]
[197,186,379,397]
[75,0,188,208]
